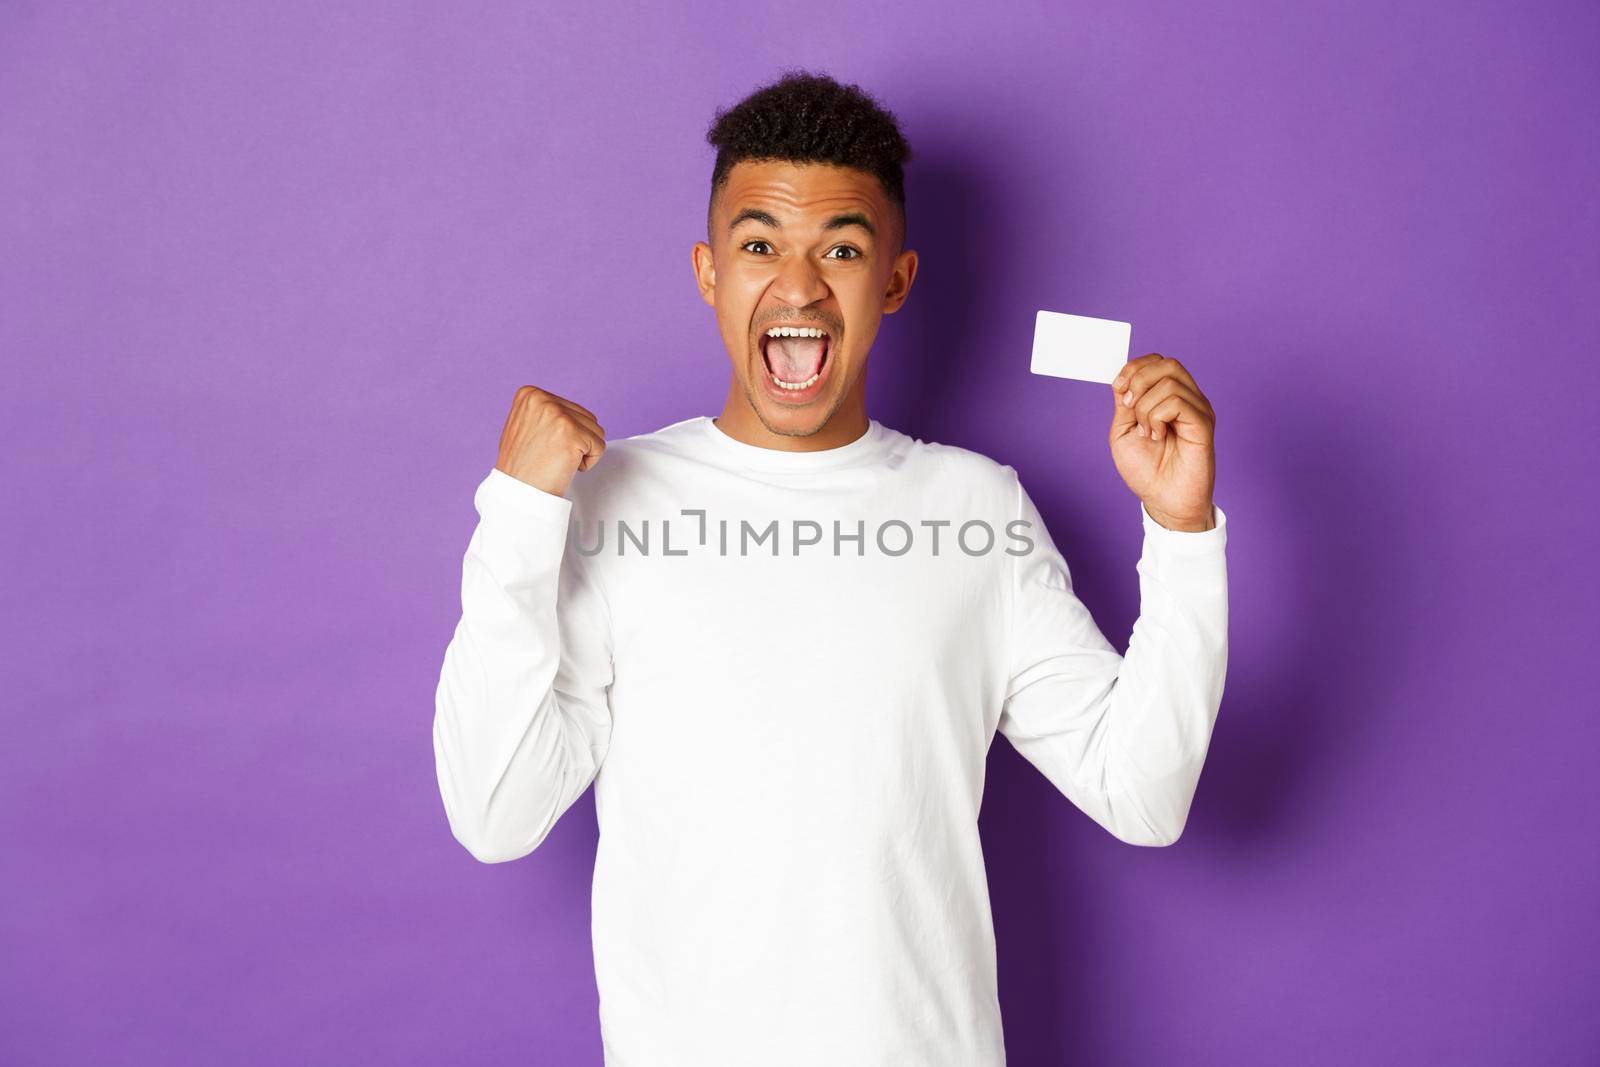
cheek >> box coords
[718,278,767,335]
[837,296,873,345]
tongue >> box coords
[767,336,826,381]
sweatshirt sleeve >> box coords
[996,471,1229,846]
[432,468,615,863]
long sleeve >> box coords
[433,468,615,863]
[996,471,1229,846]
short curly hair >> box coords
[705,69,913,249]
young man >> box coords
[434,70,1228,1065]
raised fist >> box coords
[494,385,606,498]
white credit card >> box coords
[1029,310,1131,384]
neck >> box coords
[714,378,870,452]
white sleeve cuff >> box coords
[1141,501,1228,557]
[474,467,574,527]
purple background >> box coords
[3,2,1596,1063]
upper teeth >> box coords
[765,326,826,338]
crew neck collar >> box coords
[699,415,890,471]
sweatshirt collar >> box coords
[699,415,890,472]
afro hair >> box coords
[704,69,912,247]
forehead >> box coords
[718,160,888,228]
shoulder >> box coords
[562,415,705,511]
[896,425,1017,483]
[882,424,1020,509]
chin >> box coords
[760,408,832,437]
[746,361,838,435]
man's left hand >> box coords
[1108,353,1217,533]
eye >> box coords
[739,240,862,260]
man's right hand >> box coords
[494,386,607,498]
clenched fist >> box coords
[494,386,607,498]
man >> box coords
[433,70,1227,1065]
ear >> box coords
[692,241,716,307]
[881,248,918,314]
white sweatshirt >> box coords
[433,414,1229,1066]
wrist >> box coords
[1143,501,1215,533]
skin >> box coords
[691,160,917,451]
[1109,355,1218,532]
[498,159,1218,533]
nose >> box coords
[771,249,830,309]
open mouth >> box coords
[759,326,832,392]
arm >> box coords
[997,473,1229,846]
[432,468,614,863]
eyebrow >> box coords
[728,208,876,239]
